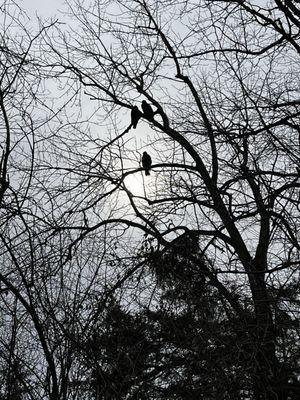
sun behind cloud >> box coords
[124,170,151,197]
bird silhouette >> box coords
[131,106,141,129]
[142,100,154,120]
[142,151,152,176]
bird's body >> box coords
[131,106,141,129]
[142,151,152,176]
[142,100,154,120]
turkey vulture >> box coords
[142,151,152,176]
[142,100,154,120]
[131,106,141,129]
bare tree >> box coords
[1,0,300,399]
[45,1,300,398]
[0,2,93,399]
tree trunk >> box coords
[250,275,287,400]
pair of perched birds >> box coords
[131,100,153,176]
[131,100,154,129]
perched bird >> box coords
[142,100,154,120]
[131,106,141,129]
[142,151,152,176]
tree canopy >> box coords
[0,0,300,399]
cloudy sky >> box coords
[22,0,64,18]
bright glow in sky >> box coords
[124,171,151,198]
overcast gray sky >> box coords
[21,0,64,18]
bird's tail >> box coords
[145,170,150,176]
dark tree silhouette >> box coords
[2,1,300,399]
[141,100,154,120]
[142,151,152,176]
[51,1,300,395]
[131,106,141,129]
